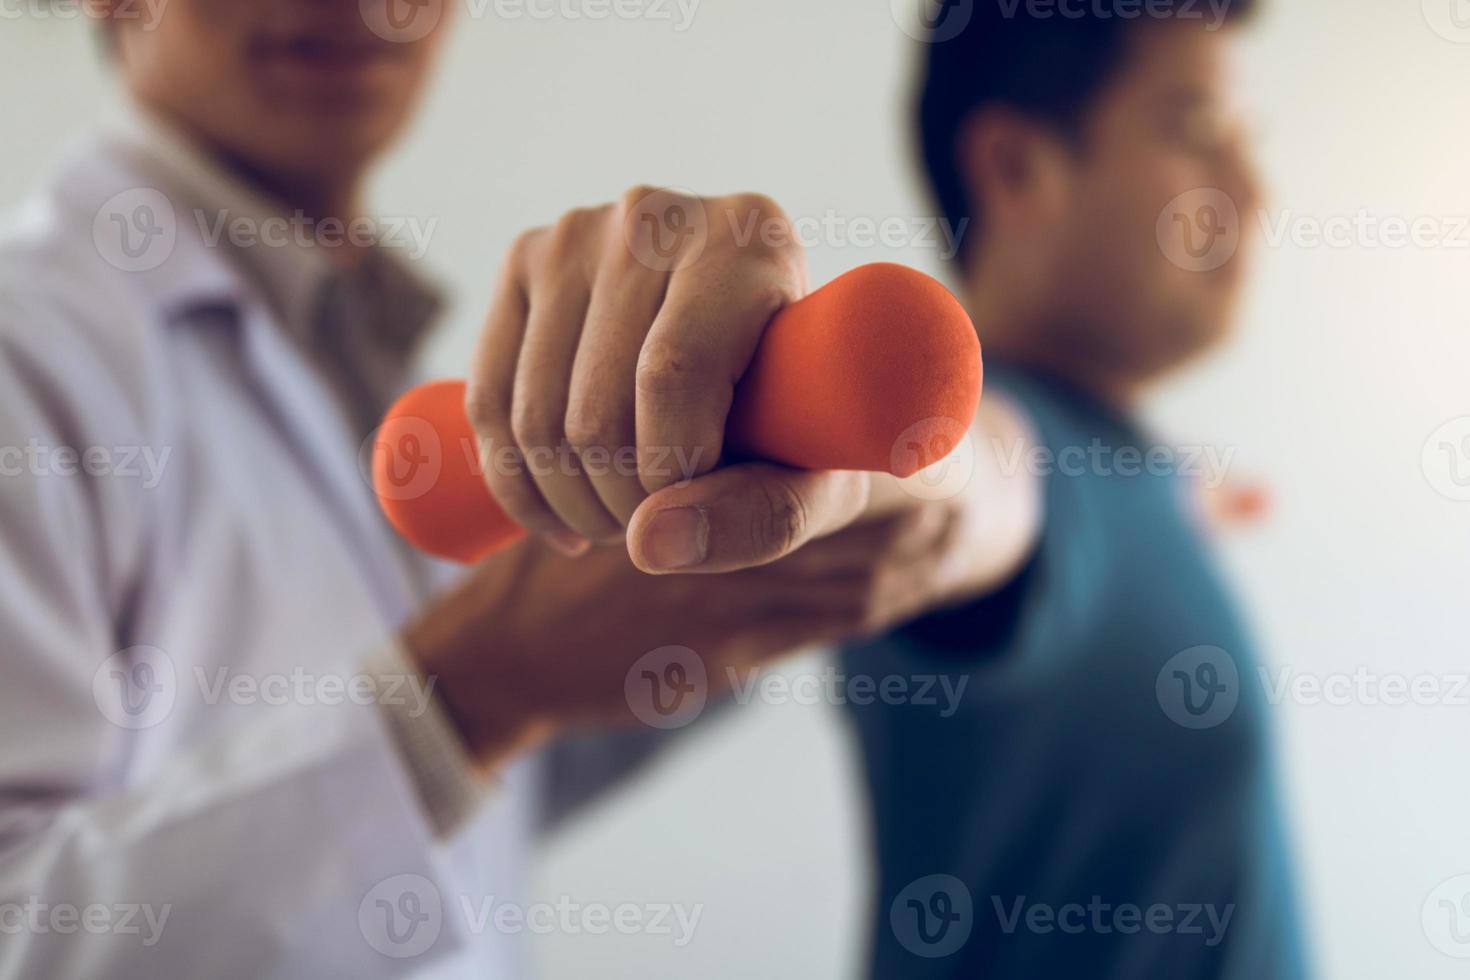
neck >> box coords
[141,100,369,269]
[962,259,1141,411]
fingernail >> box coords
[641,506,709,570]
[546,530,592,557]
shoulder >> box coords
[0,132,237,437]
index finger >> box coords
[634,230,805,495]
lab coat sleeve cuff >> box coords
[370,642,492,840]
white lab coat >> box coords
[0,130,543,978]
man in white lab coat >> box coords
[0,2,1034,977]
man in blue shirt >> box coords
[844,2,1308,977]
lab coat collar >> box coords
[56,101,444,352]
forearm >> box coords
[863,394,1044,602]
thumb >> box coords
[626,463,871,574]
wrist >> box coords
[401,601,553,771]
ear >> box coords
[956,108,1074,239]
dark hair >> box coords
[917,0,1256,263]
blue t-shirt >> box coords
[842,364,1307,979]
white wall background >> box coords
[3,1,1470,976]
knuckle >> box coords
[463,384,506,436]
[753,479,808,556]
[619,184,664,214]
[505,226,547,274]
[509,399,564,453]
[728,191,785,221]
[563,401,625,454]
[635,339,719,398]
[749,271,800,318]
[549,206,601,247]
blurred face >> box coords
[977,20,1261,383]
[107,0,451,198]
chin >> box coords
[1150,309,1237,375]
[264,114,400,181]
